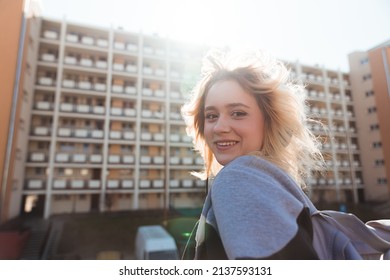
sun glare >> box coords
[133,0,239,46]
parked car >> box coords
[135,225,179,260]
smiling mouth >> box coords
[215,141,238,148]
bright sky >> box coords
[39,0,390,72]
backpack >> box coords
[300,192,390,260]
[309,209,390,260]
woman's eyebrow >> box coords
[204,103,250,111]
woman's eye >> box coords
[232,111,247,118]
[205,113,218,120]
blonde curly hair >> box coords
[181,49,324,189]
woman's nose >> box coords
[213,116,231,133]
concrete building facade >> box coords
[1,0,389,222]
[349,41,390,201]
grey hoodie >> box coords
[195,155,318,259]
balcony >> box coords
[109,130,121,139]
[114,42,125,50]
[64,56,77,65]
[27,179,44,189]
[139,180,151,188]
[126,43,138,52]
[78,81,92,90]
[33,126,50,136]
[81,36,94,46]
[72,153,86,163]
[43,30,58,40]
[35,101,51,110]
[170,179,180,188]
[123,131,136,140]
[125,86,137,95]
[153,133,165,142]
[155,69,165,77]
[80,58,93,67]
[170,91,181,99]
[170,112,181,120]
[170,157,180,165]
[126,65,137,73]
[195,180,206,188]
[140,156,152,164]
[124,108,136,117]
[142,88,153,96]
[153,180,164,188]
[123,155,135,164]
[71,180,85,189]
[88,180,101,189]
[110,107,123,116]
[171,71,180,79]
[41,53,56,62]
[58,128,72,137]
[107,180,119,188]
[91,129,104,138]
[141,132,152,141]
[53,179,66,189]
[38,77,54,86]
[66,34,78,43]
[143,47,153,55]
[30,152,46,162]
[94,83,106,92]
[97,39,108,48]
[74,129,89,138]
[90,154,102,163]
[182,179,193,188]
[182,157,193,165]
[96,61,107,69]
[195,157,204,165]
[170,134,180,142]
[182,135,192,143]
[153,156,164,164]
[112,85,124,93]
[113,63,125,72]
[122,180,134,188]
[93,106,105,114]
[154,90,165,98]
[55,153,69,162]
[108,155,120,164]
[60,103,73,112]
[62,79,76,88]
[143,67,153,75]
[76,104,90,114]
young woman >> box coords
[181,49,325,259]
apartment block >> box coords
[19,16,212,219]
[286,62,364,205]
[348,41,390,202]
[4,2,387,222]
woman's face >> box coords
[203,79,265,166]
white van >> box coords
[135,225,179,260]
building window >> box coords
[363,73,372,81]
[35,167,44,175]
[365,90,374,97]
[372,142,382,148]
[360,57,369,65]
[368,107,377,114]
[19,118,25,131]
[375,159,385,166]
[370,124,380,131]
[377,178,388,185]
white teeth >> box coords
[217,141,237,146]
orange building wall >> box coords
[0,0,25,222]
[369,47,390,194]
